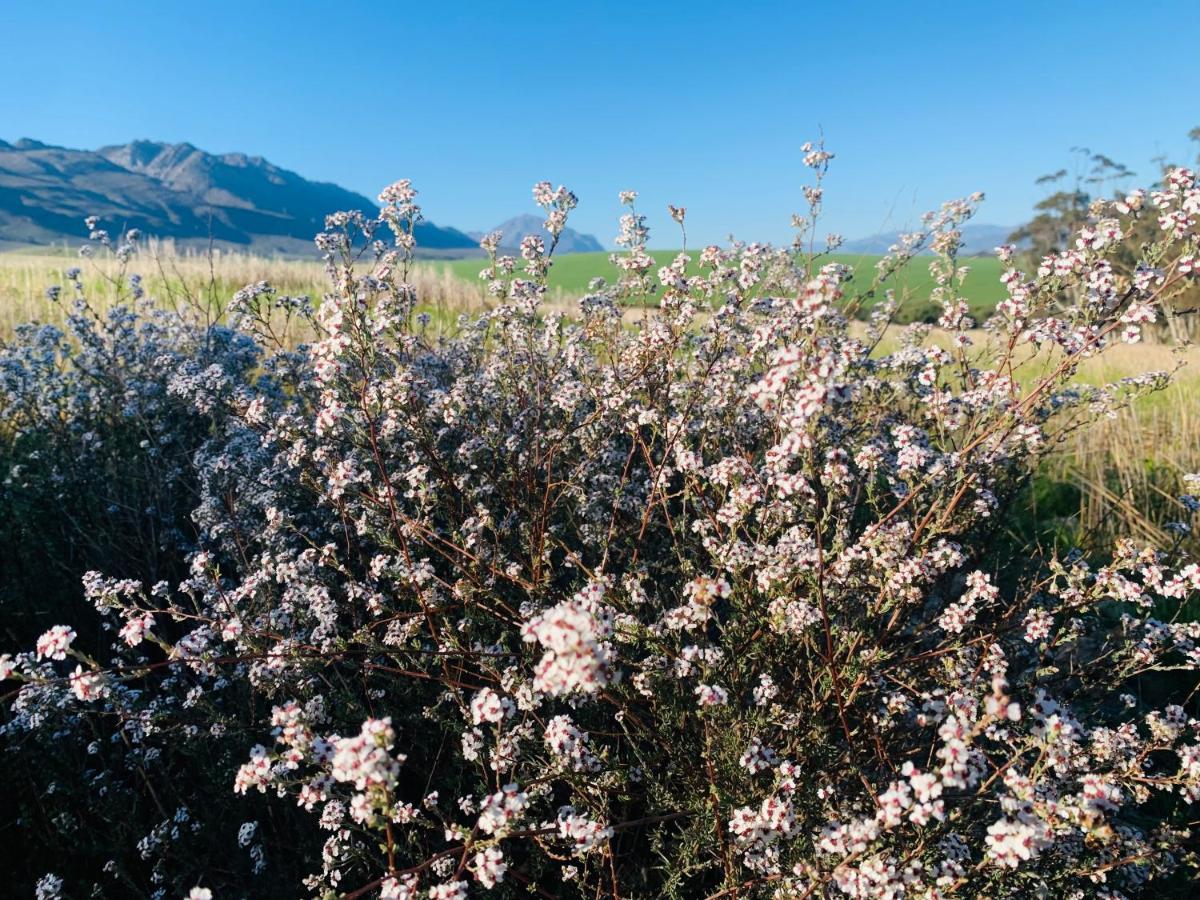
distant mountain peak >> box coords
[476,212,604,254]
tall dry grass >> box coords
[0,242,490,337]
[864,323,1200,554]
[1041,348,1200,552]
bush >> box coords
[0,277,260,646]
[4,155,1200,898]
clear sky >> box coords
[2,1,1198,248]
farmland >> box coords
[1,245,1010,335]
[438,249,1010,318]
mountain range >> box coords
[0,138,496,257]
[837,223,1016,257]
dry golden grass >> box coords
[1047,402,1200,547]
[0,243,490,337]
[862,320,1200,551]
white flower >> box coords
[472,846,507,888]
[470,688,514,725]
[35,625,76,661]
[428,880,468,900]
[694,684,729,707]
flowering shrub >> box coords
[4,148,1200,898]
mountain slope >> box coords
[0,138,232,244]
[0,138,479,256]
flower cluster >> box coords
[521,586,618,696]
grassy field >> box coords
[2,244,1009,334]
[0,245,488,337]
[439,250,1010,318]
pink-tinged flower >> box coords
[330,718,404,791]
[427,880,467,900]
[119,613,155,647]
[557,809,613,855]
[985,815,1050,868]
[544,714,601,773]
[476,783,528,835]
[233,745,273,795]
[378,179,416,206]
[69,666,106,702]
[470,688,514,725]
[521,587,617,696]
[472,846,507,887]
[694,683,729,707]
[220,618,243,641]
[1023,609,1054,644]
[380,874,418,899]
[738,736,778,774]
[36,625,76,661]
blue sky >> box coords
[2,1,1199,248]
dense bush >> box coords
[0,266,258,646]
[4,151,1200,898]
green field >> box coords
[438,250,1009,319]
[1,243,1011,327]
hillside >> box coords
[0,138,479,256]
